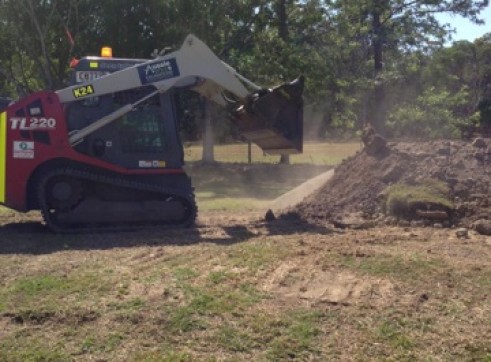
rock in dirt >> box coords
[472,219,491,236]
[265,209,276,222]
[472,137,487,148]
[456,228,469,239]
[361,125,388,156]
[333,213,374,230]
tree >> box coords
[474,33,491,126]
[0,0,92,94]
[387,33,491,137]
[332,0,489,134]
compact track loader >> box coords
[0,35,304,232]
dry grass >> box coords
[0,219,489,361]
[184,141,361,165]
[0,143,489,361]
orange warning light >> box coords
[101,46,113,58]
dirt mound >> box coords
[289,139,491,232]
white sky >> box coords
[437,4,491,42]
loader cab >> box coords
[66,56,184,169]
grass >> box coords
[0,271,112,316]
[339,252,448,283]
[0,338,70,362]
[0,232,489,361]
[264,310,323,360]
[193,194,271,211]
[0,142,489,361]
[385,179,454,217]
[181,141,359,211]
[184,140,360,165]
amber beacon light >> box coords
[101,46,113,58]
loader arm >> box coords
[57,34,304,154]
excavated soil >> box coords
[288,139,491,233]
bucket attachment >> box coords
[229,76,304,154]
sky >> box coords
[437,4,491,42]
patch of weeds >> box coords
[229,241,289,271]
[79,332,124,355]
[81,336,97,353]
[340,253,447,282]
[377,319,415,351]
[109,298,145,312]
[165,254,196,270]
[186,286,257,315]
[116,281,131,296]
[237,283,264,304]
[0,338,69,361]
[247,314,288,344]
[5,272,111,312]
[264,310,323,360]
[215,324,255,352]
[208,270,231,284]
[167,304,207,333]
[104,332,124,352]
[129,350,193,362]
[440,299,466,317]
[385,179,453,218]
[11,275,71,296]
[474,270,491,288]
[173,267,198,282]
[109,298,146,324]
[167,283,262,334]
[461,342,491,361]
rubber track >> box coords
[38,167,197,233]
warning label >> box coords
[13,141,34,159]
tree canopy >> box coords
[0,0,490,140]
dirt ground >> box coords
[0,211,490,360]
[0,139,490,360]
[289,138,491,234]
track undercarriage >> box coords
[36,168,197,233]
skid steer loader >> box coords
[0,34,304,232]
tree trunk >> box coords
[370,2,386,135]
[277,0,290,164]
[277,0,289,40]
[22,0,55,90]
[201,99,215,163]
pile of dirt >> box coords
[287,138,491,234]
